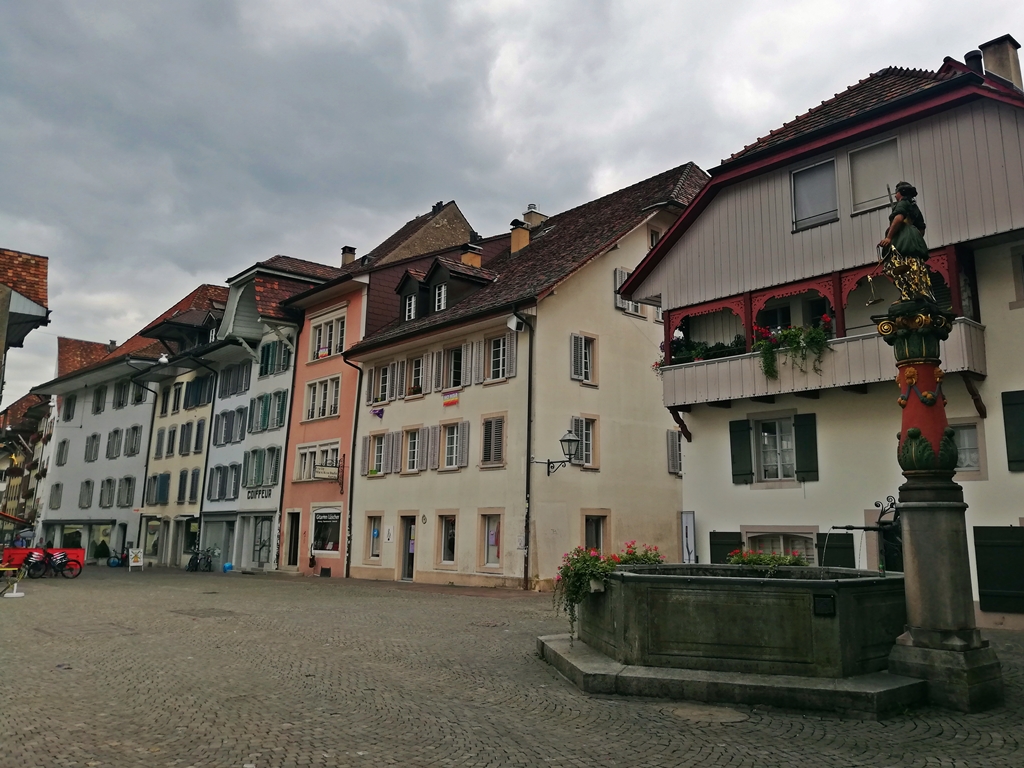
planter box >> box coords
[579,564,906,679]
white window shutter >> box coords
[422,353,432,393]
[570,334,584,380]
[382,432,394,474]
[461,342,473,385]
[397,360,407,399]
[417,427,429,471]
[667,429,682,474]
[473,340,485,384]
[392,431,403,472]
[506,331,517,378]
[365,367,375,405]
[360,435,370,476]
[433,351,444,391]
[387,362,398,401]
[457,421,470,467]
[570,416,585,465]
[614,268,628,309]
[428,425,440,470]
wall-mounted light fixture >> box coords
[533,430,580,476]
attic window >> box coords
[434,283,448,312]
[404,294,416,321]
[792,160,838,231]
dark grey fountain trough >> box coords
[538,564,928,719]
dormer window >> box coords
[434,283,448,312]
[404,294,416,321]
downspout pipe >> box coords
[342,355,364,579]
[513,306,535,590]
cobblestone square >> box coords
[1,568,1021,767]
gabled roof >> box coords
[226,254,347,285]
[253,275,319,321]
[346,162,707,355]
[363,201,471,266]
[0,248,48,308]
[427,256,499,284]
[140,284,229,335]
[394,269,428,295]
[57,337,111,378]
[0,393,46,431]
[621,53,1024,300]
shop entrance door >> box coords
[253,517,273,568]
[401,517,416,580]
[286,512,300,567]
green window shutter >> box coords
[973,526,1024,612]
[709,532,742,563]
[816,533,855,567]
[1001,391,1024,471]
[729,420,753,484]
[794,413,819,482]
[260,396,271,431]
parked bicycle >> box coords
[185,546,218,572]
[26,548,82,579]
[108,544,128,567]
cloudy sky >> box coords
[2,1,1022,404]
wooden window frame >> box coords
[580,413,600,470]
[580,509,610,553]
[477,508,504,572]
[479,412,507,468]
[947,416,988,481]
[435,510,458,570]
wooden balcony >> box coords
[662,318,986,407]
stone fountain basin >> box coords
[578,565,907,679]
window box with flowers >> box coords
[752,315,832,380]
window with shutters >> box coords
[106,428,123,459]
[131,382,146,404]
[481,415,505,467]
[166,426,177,458]
[228,463,240,500]
[666,429,682,475]
[177,469,189,503]
[570,416,598,469]
[730,413,818,485]
[99,478,116,508]
[157,472,171,505]
[306,376,341,420]
[194,419,205,453]
[56,439,69,466]
[62,394,77,422]
[407,356,424,396]
[443,424,459,469]
[570,333,597,384]
[792,159,838,230]
[84,433,101,463]
[179,422,193,456]
[376,366,390,403]
[310,314,346,360]
[434,283,448,312]
[92,385,107,414]
[159,387,170,416]
[1002,391,1024,472]
[234,407,246,441]
[848,138,898,213]
[113,379,130,409]
[49,482,63,510]
[189,468,201,503]
[613,268,643,315]
[79,479,94,509]
[746,530,817,564]
[171,382,183,414]
[117,476,135,508]
[259,339,293,377]
[270,390,288,429]
[405,430,419,472]
[757,418,795,481]
[218,363,251,397]
[445,347,463,389]
[125,425,143,457]
[264,446,281,486]
[488,336,507,380]
[371,435,385,475]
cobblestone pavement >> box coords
[1,568,1022,768]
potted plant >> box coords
[727,548,809,577]
[408,384,423,396]
[94,540,110,566]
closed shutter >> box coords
[570,416,585,465]
[433,351,444,391]
[492,417,504,463]
[212,416,221,447]
[277,390,287,426]
[974,526,1024,612]
[458,420,470,467]
[268,449,280,485]
[260,396,271,430]
[816,533,855,567]
[666,429,681,474]
[483,418,494,463]
[793,413,819,482]
[1002,391,1024,471]
[387,362,398,401]
[382,432,394,474]
[506,331,517,378]
[397,361,406,399]
[365,367,375,405]
[248,399,256,432]
[392,431,403,473]
[474,340,485,384]
[242,363,251,392]
[158,473,171,504]
[360,435,370,476]
[428,425,440,470]
[417,427,429,470]
[462,342,473,386]
[421,353,432,394]
[242,453,250,488]
[710,531,743,564]
[613,268,628,309]
[225,411,235,442]
[729,419,754,484]
[570,334,585,380]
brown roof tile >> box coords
[253,275,318,321]
[258,255,346,282]
[57,337,112,377]
[433,256,499,283]
[0,393,47,430]
[0,248,49,308]
[140,284,228,334]
[348,162,707,354]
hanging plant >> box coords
[753,316,832,379]
[4,465,24,478]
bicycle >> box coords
[26,549,82,579]
[186,546,218,572]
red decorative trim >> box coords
[841,264,887,307]
[751,276,835,320]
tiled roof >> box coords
[258,255,346,282]
[253,275,318,321]
[726,67,961,163]
[433,256,499,283]
[0,248,48,308]
[57,337,111,377]
[140,284,228,334]
[363,203,455,265]
[347,162,707,354]
[0,393,46,430]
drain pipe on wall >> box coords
[513,306,535,590]
[342,355,364,579]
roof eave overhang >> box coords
[281,274,358,309]
[30,357,159,396]
[621,79,1024,300]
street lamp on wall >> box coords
[533,430,580,476]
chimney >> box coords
[979,34,1023,90]
[341,245,357,266]
[522,203,548,229]
[510,219,530,253]
[460,243,483,269]
[107,340,118,352]
[469,230,481,243]
[432,200,445,213]
[964,50,984,75]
